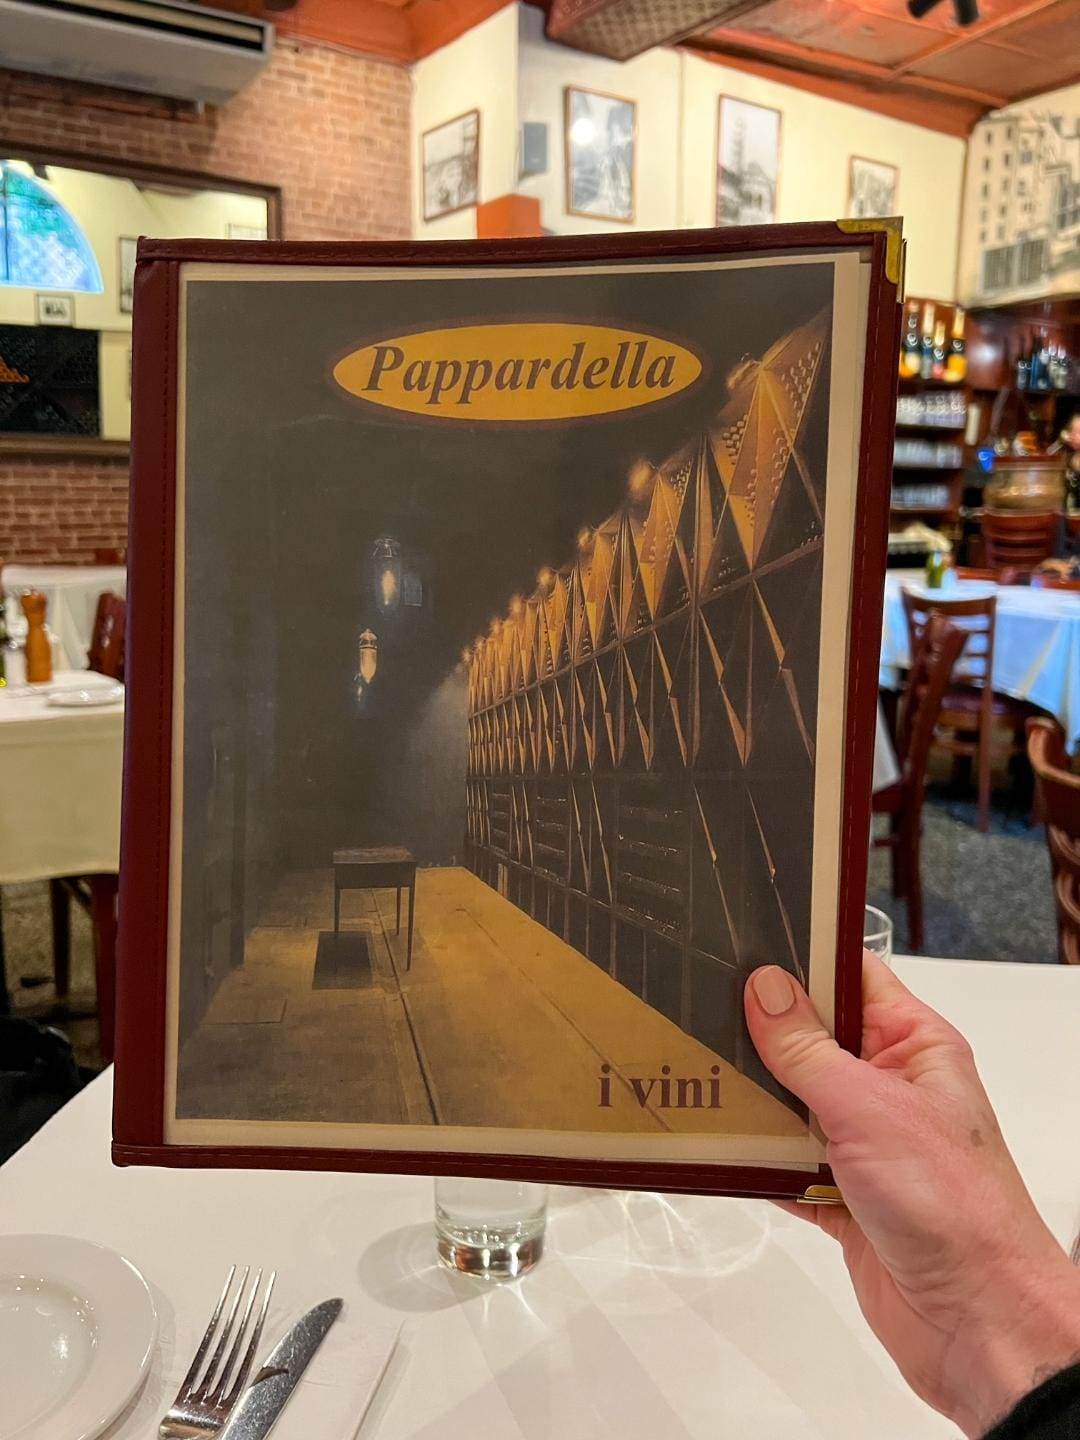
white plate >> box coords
[46,685,124,709]
[0,1235,156,1440]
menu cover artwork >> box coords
[114,225,898,1197]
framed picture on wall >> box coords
[565,86,636,223]
[118,236,137,315]
[716,96,781,227]
[848,157,898,220]
[112,221,902,1200]
[422,109,480,222]
[34,292,75,326]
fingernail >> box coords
[752,966,796,1016]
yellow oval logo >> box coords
[332,323,702,421]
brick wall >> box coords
[0,39,412,563]
[0,457,130,564]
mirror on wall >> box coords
[0,157,276,442]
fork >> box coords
[159,1266,277,1439]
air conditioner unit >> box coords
[0,0,273,106]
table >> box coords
[1,956,1077,1440]
[2,563,126,670]
[334,846,416,970]
[881,572,1080,751]
[0,673,123,1024]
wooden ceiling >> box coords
[686,0,1080,136]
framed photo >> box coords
[848,157,899,220]
[118,236,137,315]
[565,86,636,222]
[716,96,781,227]
[422,109,480,222]
[114,223,900,1198]
[35,292,74,326]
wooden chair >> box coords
[1026,718,1080,965]
[86,591,126,680]
[46,589,125,1060]
[901,587,1028,832]
[873,617,968,952]
[981,510,1058,578]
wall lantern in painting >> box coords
[372,536,402,613]
[356,627,378,692]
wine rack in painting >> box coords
[465,311,830,1084]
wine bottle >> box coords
[944,306,967,384]
[919,302,936,380]
[1034,330,1052,391]
[931,320,947,381]
[900,299,921,378]
[1015,337,1031,390]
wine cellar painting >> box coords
[465,310,829,1093]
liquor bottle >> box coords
[899,300,921,378]
[919,302,936,380]
[944,307,967,384]
[931,320,947,380]
[1033,330,1052,391]
[1015,337,1031,390]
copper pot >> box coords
[984,455,1066,512]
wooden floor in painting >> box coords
[177,866,804,1140]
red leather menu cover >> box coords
[113,222,900,1199]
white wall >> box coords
[513,4,965,300]
[411,5,519,240]
[0,160,267,438]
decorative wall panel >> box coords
[466,309,829,1075]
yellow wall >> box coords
[512,4,964,300]
[0,160,267,438]
[411,5,519,240]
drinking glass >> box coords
[864,904,894,968]
[434,1177,547,1280]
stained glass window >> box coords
[0,163,103,293]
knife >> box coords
[217,1297,343,1440]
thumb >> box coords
[744,965,866,1135]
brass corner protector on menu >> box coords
[837,216,905,290]
[112,223,899,1197]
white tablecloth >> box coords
[1,956,1076,1440]
[881,572,1080,752]
[873,701,899,792]
[0,672,123,883]
[2,564,126,670]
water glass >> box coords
[864,904,894,968]
[434,1177,547,1280]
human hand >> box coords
[745,954,1080,1438]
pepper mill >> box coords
[21,590,52,684]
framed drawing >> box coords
[114,222,901,1198]
[565,87,636,223]
[422,110,480,222]
[716,97,781,227]
[848,157,898,220]
[119,236,137,315]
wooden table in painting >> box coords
[333,846,417,970]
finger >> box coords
[772,1198,853,1246]
[859,948,967,1063]
[744,965,870,1134]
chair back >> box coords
[901,587,995,690]
[1027,718,1080,965]
[982,510,1057,575]
[87,592,126,680]
[894,616,968,798]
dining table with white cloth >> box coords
[0,672,123,885]
[880,571,1080,751]
[2,562,127,670]
[1,955,1076,1440]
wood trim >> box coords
[0,436,130,462]
[563,85,638,225]
[267,0,514,62]
[409,0,514,59]
[683,43,986,139]
[888,0,1067,80]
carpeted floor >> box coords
[0,780,1061,1075]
